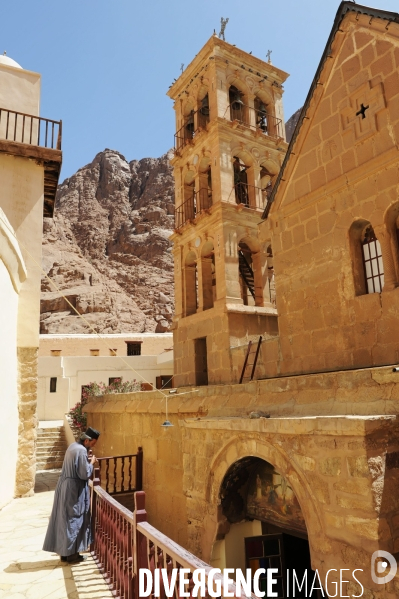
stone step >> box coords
[36,451,65,459]
[37,462,64,470]
[37,426,64,432]
[36,425,67,473]
[36,439,66,447]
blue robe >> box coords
[43,442,93,556]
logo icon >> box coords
[371,550,397,584]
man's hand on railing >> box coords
[90,455,97,465]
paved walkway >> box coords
[0,471,113,599]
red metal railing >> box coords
[174,109,210,152]
[175,188,212,229]
[90,485,253,599]
[224,102,284,139]
[0,107,62,149]
[94,447,143,495]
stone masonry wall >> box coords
[85,366,399,597]
[14,347,38,497]
[260,14,399,376]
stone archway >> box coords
[200,434,328,571]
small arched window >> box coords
[362,225,384,293]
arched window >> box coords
[198,93,210,129]
[260,166,273,208]
[362,225,384,293]
[201,241,216,311]
[350,220,385,295]
[184,251,198,316]
[183,170,196,224]
[254,96,269,134]
[229,85,247,125]
[198,158,212,212]
[238,242,255,306]
[233,156,249,206]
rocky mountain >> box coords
[40,149,175,334]
[285,108,302,143]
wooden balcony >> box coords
[0,107,62,217]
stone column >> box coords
[375,225,397,291]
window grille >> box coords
[126,342,141,356]
[362,226,384,293]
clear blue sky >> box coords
[2,0,398,180]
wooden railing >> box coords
[90,485,251,599]
[94,447,143,495]
[0,107,62,149]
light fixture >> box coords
[161,394,174,427]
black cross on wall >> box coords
[356,103,369,119]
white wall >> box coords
[37,353,174,420]
[210,520,262,575]
[39,333,173,357]
[0,259,19,508]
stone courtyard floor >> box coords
[0,471,113,599]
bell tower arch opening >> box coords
[214,457,322,599]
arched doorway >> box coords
[214,457,323,598]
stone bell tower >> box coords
[168,34,288,387]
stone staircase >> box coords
[36,422,67,471]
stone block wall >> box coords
[14,347,38,497]
[260,13,399,376]
[85,381,399,597]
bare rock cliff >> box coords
[41,149,175,334]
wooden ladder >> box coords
[239,336,262,384]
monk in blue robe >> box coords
[43,427,100,563]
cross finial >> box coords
[3,51,6,56]
[219,17,229,41]
[266,50,272,63]
[180,63,184,74]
